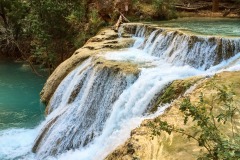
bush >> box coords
[153,0,177,20]
[148,82,240,159]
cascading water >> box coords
[32,58,138,158]
[1,22,240,160]
[132,24,240,69]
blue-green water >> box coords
[154,17,240,37]
[0,61,46,130]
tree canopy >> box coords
[0,0,239,72]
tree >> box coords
[0,0,8,28]
[0,0,104,72]
[0,0,178,71]
[212,0,220,12]
[0,0,30,57]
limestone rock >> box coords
[106,71,240,160]
[40,27,135,105]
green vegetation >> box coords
[149,82,240,159]
[130,0,177,21]
[150,77,201,112]
[153,0,177,19]
[1,0,239,72]
[0,0,177,72]
[94,57,139,75]
[0,0,106,71]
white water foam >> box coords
[0,128,38,159]
[134,25,240,70]
[38,48,207,160]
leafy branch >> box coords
[148,83,240,159]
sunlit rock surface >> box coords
[106,71,240,160]
[40,28,135,104]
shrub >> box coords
[148,82,240,159]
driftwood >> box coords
[0,26,44,77]
[174,3,235,12]
[114,11,130,31]
[118,11,130,23]
[223,9,231,17]
[13,40,44,77]
[175,5,212,12]
[114,15,123,31]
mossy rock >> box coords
[150,77,202,113]
[93,57,140,75]
[106,71,240,160]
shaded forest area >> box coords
[0,0,240,72]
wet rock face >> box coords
[34,59,138,158]
[105,71,240,160]
[40,27,135,104]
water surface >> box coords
[0,61,46,130]
[153,17,240,37]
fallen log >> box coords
[223,9,231,17]
[114,15,123,31]
[118,11,130,23]
[175,5,212,12]
[114,12,130,31]
[174,4,237,12]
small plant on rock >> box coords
[148,82,240,159]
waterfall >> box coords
[1,23,240,160]
[34,50,204,160]
[32,58,138,158]
[131,24,240,70]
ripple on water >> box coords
[155,17,240,37]
[0,61,46,130]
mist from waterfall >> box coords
[1,24,240,160]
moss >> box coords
[93,57,140,75]
[106,71,240,160]
[150,77,202,113]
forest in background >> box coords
[0,0,240,72]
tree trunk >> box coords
[0,2,9,28]
[212,0,219,12]
[114,15,123,31]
